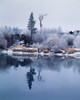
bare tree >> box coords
[39,14,47,30]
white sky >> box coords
[0,0,80,31]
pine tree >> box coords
[27,12,37,43]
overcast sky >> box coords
[0,0,80,31]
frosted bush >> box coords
[0,38,7,49]
[31,43,43,48]
[33,33,47,43]
[43,34,59,49]
[74,35,80,48]
[58,37,68,49]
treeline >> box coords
[0,26,80,50]
[0,12,80,50]
[0,26,63,49]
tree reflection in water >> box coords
[0,54,80,89]
[26,67,36,90]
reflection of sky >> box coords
[0,0,80,31]
[0,55,80,100]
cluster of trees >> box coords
[0,12,45,49]
[0,12,80,50]
[0,27,21,49]
[0,26,34,49]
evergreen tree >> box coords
[27,12,37,43]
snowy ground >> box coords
[54,52,80,59]
[1,48,80,59]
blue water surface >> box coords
[0,54,80,100]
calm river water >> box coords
[0,54,80,100]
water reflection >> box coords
[0,54,33,69]
[0,54,80,90]
[26,67,36,90]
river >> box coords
[0,54,80,100]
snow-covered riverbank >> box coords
[54,52,80,59]
[1,47,80,59]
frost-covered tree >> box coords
[74,35,80,48]
[43,34,60,50]
[0,38,7,49]
[27,12,37,43]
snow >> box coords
[54,52,80,59]
[2,47,80,59]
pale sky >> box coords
[0,0,80,31]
